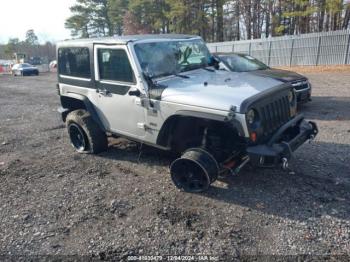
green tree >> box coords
[127,0,169,33]
[25,30,39,45]
[343,2,350,29]
[65,0,113,38]
[165,0,211,39]
[4,38,20,58]
[325,0,342,30]
[65,0,349,41]
[65,11,90,38]
[108,0,129,35]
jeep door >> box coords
[92,44,146,138]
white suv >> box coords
[57,34,318,192]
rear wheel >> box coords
[66,109,108,154]
[68,123,87,152]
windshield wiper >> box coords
[181,64,216,73]
[202,66,215,72]
[173,73,189,79]
[181,64,205,72]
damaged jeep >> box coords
[57,34,318,192]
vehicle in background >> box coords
[27,56,42,66]
[49,60,57,72]
[215,53,312,104]
[11,63,39,76]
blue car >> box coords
[12,63,39,76]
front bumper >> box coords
[246,114,318,167]
[22,69,39,76]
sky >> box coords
[0,0,76,44]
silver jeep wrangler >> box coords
[57,34,318,192]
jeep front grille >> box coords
[259,95,291,136]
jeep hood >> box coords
[159,69,284,112]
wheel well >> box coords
[60,96,86,122]
[157,115,243,161]
[60,96,86,111]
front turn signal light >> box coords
[250,132,257,142]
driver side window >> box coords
[97,49,135,83]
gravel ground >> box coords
[0,72,349,261]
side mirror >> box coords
[128,89,141,97]
[209,55,220,70]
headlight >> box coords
[246,109,258,125]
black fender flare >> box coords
[156,110,244,148]
[59,93,106,132]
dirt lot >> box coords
[0,71,350,260]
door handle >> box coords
[96,89,110,96]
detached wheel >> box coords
[66,109,108,154]
[170,148,219,193]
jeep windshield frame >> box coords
[133,38,213,79]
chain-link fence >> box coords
[207,29,350,66]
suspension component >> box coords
[281,157,289,170]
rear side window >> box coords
[97,49,135,83]
[58,47,91,78]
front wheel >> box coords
[66,109,108,154]
[170,148,219,192]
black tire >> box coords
[170,148,219,193]
[66,109,108,154]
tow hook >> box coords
[281,157,289,170]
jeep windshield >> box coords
[134,39,212,78]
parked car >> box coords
[12,63,39,76]
[215,53,312,104]
[57,35,318,192]
[49,60,57,72]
